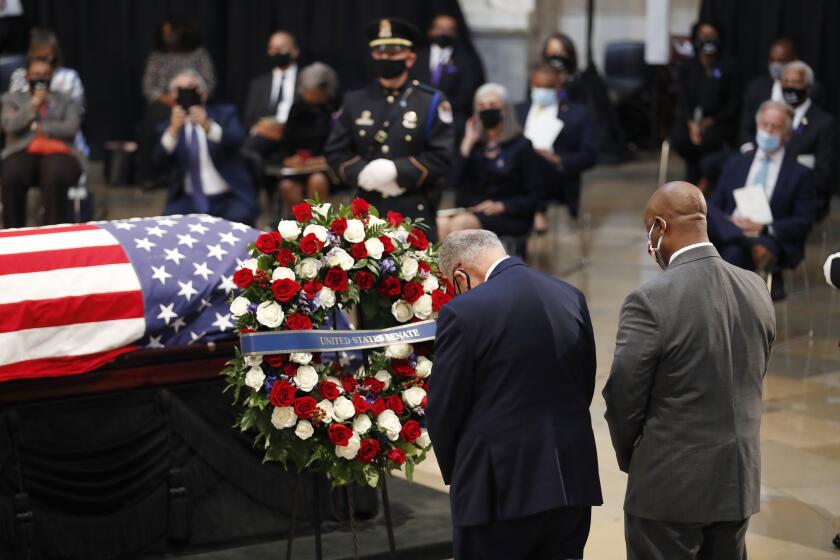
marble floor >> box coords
[92,157,840,559]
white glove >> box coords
[357,159,403,197]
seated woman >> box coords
[277,62,340,207]
[437,83,543,240]
[1,56,83,228]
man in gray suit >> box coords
[603,182,776,559]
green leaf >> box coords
[363,465,381,488]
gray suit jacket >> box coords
[1,90,82,160]
[603,244,776,523]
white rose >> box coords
[391,300,413,323]
[317,287,336,308]
[364,238,385,260]
[255,301,285,328]
[271,406,297,429]
[291,352,312,365]
[376,410,402,441]
[399,257,419,280]
[303,224,329,244]
[325,247,355,271]
[295,420,314,440]
[230,296,251,317]
[403,386,426,408]
[272,266,296,281]
[244,354,263,367]
[413,294,433,320]
[385,343,413,359]
[422,276,439,293]
[343,219,366,243]
[416,429,431,448]
[335,434,361,460]
[366,215,386,230]
[244,366,265,390]
[313,202,332,218]
[241,258,259,273]
[317,400,334,424]
[353,414,372,434]
[416,356,433,378]
[374,369,392,390]
[277,220,301,241]
[332,396,356,421]
[296,257,322,279]
[294,365,319,392]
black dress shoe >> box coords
[833,532,840,549]
[770,272,786,302]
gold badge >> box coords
[379,19,392,39]
[355,110,374,126]
[374,130,388,143]
[437,100,453,124]
[402,111,418,129]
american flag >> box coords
[0,214,258,382]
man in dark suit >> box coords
[427,229,602,560]
[516,63,597,225]
[409,13,484,142]
[155,70,258,224]
[604,181,776,560]
[708,100,815,276]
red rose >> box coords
[330,218,348,235]
[402,281,424,304]
[418,261,431,275]
[341,376,358,394]
[354,270,375,290]
[352,393,371,413]
[319,381,341,401]
[390,359,416,378]
[233,268,254,289]
[362,377,385,394]
[328,423,354,446]
[256,233,280,255]
[386,210,405,227]
[302,280,323,298]
[294,396,318,419]
[408,228,429,251]
[378,276,402,298]
[387,448,406,464]
[276,249,296,267]
[432,289,452,312]
[284,363,298,377]
[371,399,387,417]
[323,268,348,292]
[351,197,370,218]
[254,269,271,286]
[272,278,301,302]
[379,235,394,254]
[358,438,381,464]
[264,354,287,368]
[386,395,404,415]
[299,233,324,255]
[285,313,313,330]
[400,420,421,443]
[270,381,296,407]
[421,396,427,409]
[292,202,313,222]
[350,242,368,260]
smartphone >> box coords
[176,87,201,109]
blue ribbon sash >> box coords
[240,320,437,355]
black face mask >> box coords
[373,58,406,80]
[782,87,807,107]
[697,38,719,56]
[29,79,50,92]
[176,87,202,109]
[270,52,292,69]
[478,108,502,129]
[430,34,455,48]
[545,55,571,73]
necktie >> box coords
[271,72,285,114]
[431,61,445,87]
[753,153,770,190]
[187,124,210,213]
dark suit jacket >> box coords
[409,44,484,128]
[675,57,740,143]
[604,245,775,523]
[154,104,257,223]
[785,103,836,200]
[709,150,816,268]
[426,258,602,527]
[242,69,298,130]
[739,74,825,145]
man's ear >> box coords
[404,52,418,70]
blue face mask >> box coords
[755,129,781,153]
[531,87,557,107]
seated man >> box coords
[708,100,815,277]
[154,70,258,224]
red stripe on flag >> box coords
[0,291,145,333]
[0,346,139,382]
[0,245,129,275]
[0,224,100,238]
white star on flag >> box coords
[230,222,250,231]
[115,222,136,230]
[188,223,209,235]
[146,335,165,349]
[207,244,227,261]
[177,280,198,302]
[151,265,172,285]
[219,231,240,246]
[135,237,156,251]
[164,247,186,265]
[177,233,198,248]
[157,218,178,227]
[146,225,167,238]
[171,317,187,333]
[211,312,234,332]
[199,215,221,223]
[198,298,212,311]
[189,331,206,343]
[193,261,213,281]
[156,303,178,325]
[218,274,236,294]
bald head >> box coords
[644,182,710,267]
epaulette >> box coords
[411,80,439,96]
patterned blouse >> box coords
[142,47,216,103]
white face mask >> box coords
[531,87,557,108]
[647,218,667,270]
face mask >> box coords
[373,58,406,79]
[697,38,719,56]
[478,108,502,129]
[431,34,455,48]
[782,87,807,107]
[545,55,571,73]
[647,219,668,270]
[270,52,292,69]
[755,129,781,153]
[531,87,557,107]
[768,62,785,81]
[29,79,49,92]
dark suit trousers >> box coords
[454,506,591,560]
[1,151,82,228]
[241,134,284,197]
[625,513,749,560]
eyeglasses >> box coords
[452,268,471,295]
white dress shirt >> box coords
[161,120,229,196]
[271,64,297,123]
[669,242,714,264]
[745,147,785,201]
[792,98,811,130]
[485,255,510,281]
[524,102,563,150]
[770,80,783,103]
[429,45,453,71]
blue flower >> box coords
[379,258,396,274]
